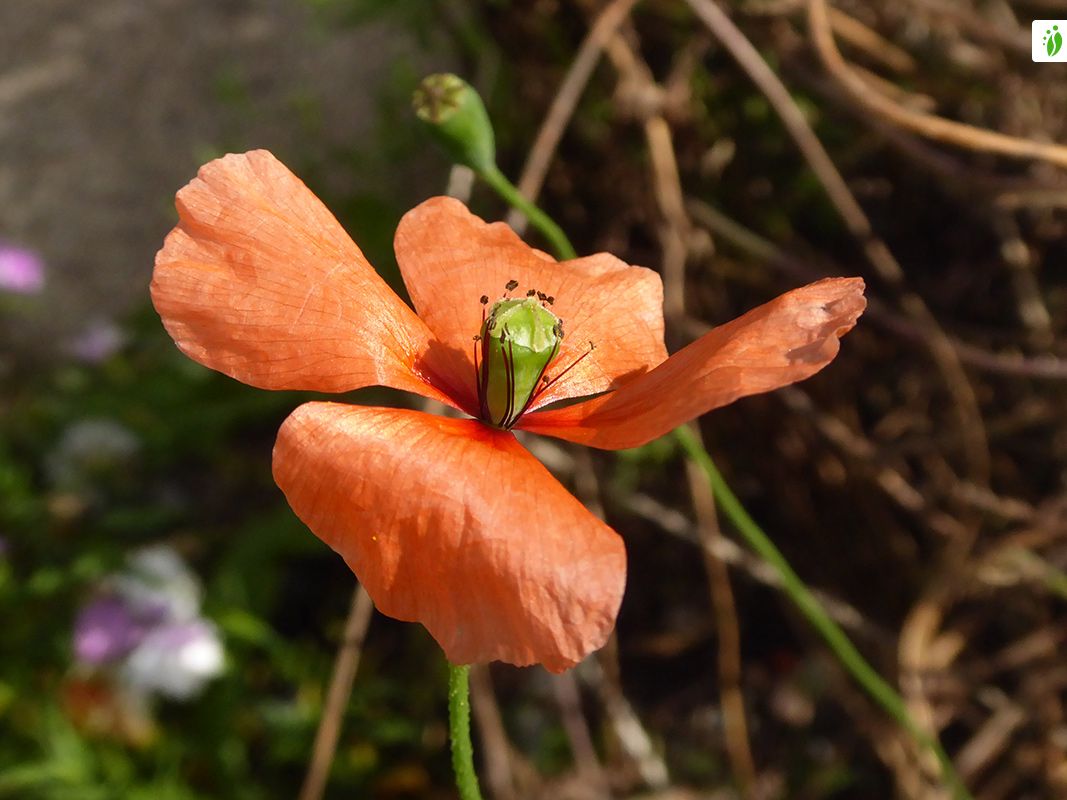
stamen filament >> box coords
[503,335,516,427]
[531,341,596,403]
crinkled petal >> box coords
[518,278,866,449]
[151,150,461,408]
[393,196,667,410]
[272,402,626,672]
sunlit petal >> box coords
[273,402,626,672]
[519,278,866,449]
[393,196,668,409]
[152,150,461,408]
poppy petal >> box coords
[518,278,866,449]
[151,151,461,407]
[272,402,626,672]
[393,196,668,409]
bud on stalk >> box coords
[412,73,496,176]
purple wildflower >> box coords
[0,243,45,295]
[73,596,152,665]
[70,546,225,702]
[68,318,125,363]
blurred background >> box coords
[2,0,1066,798]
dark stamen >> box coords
[503,336,516,426]
[505,279,519,291]
[480,295,489,305]
[477,319,490,421]
[534,340,597,397]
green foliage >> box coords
[0,23,462,794]
[0,304,464,798]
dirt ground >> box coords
[0,0,446,356]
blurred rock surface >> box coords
[0,0,448,359]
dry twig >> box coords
[507,0,641,234]
[553,671,612,796]
[808,0,1067,168]
[602,28,758,790]
[469,665,520,800]
[683,427,758,793]
[682,0,991,488]
[826,5,916,74]
[684,197,1067,380]
[571,449,671,790]
[298,586,375,800]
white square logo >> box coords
[1034,20,1067,61]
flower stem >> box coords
[478,164,577,260]
[476,162,971,798]
[448,663,484,800]
[673,426,973,800]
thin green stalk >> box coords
[478,164,577,260]
[674,426,972,800]
[447,663,483,800]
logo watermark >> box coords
[1033,20,1067,61]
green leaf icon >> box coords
[1049,29,1063,57]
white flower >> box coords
[122,619,225,700]
[114,545,202,623]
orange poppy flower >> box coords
[151,150,865,673]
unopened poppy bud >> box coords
[478,297,562,429]
[412,73,496,175]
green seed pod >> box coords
[478,297,563,428]
[412,73,496,176]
